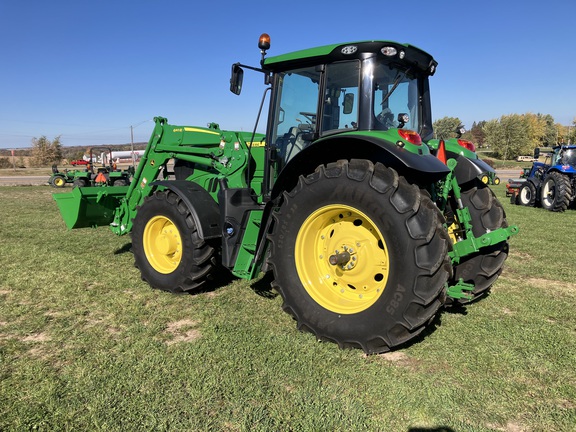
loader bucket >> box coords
[53,186,129,229]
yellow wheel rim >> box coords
[143,215,183,274]
[481,175,489,184]
[494,177,500,185]
[295,205,389,314]
[54,177,65,187]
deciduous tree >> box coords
[433,117,463,140]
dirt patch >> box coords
[501,307,515,315]
[21,332,51,343]
[486,421,527,432]
[527,277,576,296]
[370,351,422,370]
[164,319,201,345]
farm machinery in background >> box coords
[508,144,576,211]
[49,147,134,188]
[53,34,517,354]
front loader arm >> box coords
[111,117,170,235]
[110,117,254,236]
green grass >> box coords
[1,185,575,431]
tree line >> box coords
[3,112,574,168]
[433,113,574,159]
[0,138,147,168]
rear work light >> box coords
[457,139,476,152]
[397,129,422,145]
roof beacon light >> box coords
[381,46,397,56]
[258,33,271,52]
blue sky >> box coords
[1,0,574,149]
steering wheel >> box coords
[376,108,395,129]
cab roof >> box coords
[263,40,437,75]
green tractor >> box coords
[54,34,517,354]
[49,164,77,188]
[70,147,133,187]
[49,147,133,188]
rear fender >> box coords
[152,180,221,240]
[270,135,450,199]
[451,154,495,185]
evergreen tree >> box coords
[30,135,63,167]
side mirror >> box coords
[343,93,354,114]
[533,147,540,159]
[230,63,244,95]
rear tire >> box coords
[73,177,89,188]
[112,178,129,186]
[131,190,217,293]
[451,179,509,303]
[541,172,572,212]
[268,159,452,354]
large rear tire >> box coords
[541,172,572,212]
[73,177,89,188]
[268,159,452,354]
[131,190,217,293]
[451,179,509,303]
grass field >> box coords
[1,184,575,431]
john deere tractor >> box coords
[53,34,517,353]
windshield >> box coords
[556,148,576,166]
[269,58,427,170]
[371,61,419,132]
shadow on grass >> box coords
[114,242,133,255]
[391,298,474,353]
[249,271,277,299]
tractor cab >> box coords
[231,35,442,197]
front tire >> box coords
[541,172,572,212]
[268,159,452,354]
[518,182,536,207]
[50,175,66,188]
[131,190,217,293]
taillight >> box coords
[457,139,476,152]
[398,129,422,145]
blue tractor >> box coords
[515,144,576,211]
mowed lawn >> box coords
[0,184,574,431]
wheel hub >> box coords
[295,205,389,314]
[328,245,356,269]
[155,228,179,255]
[143,215,183,274]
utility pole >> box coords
[130,125,135,166]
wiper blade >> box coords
[380,69,409,106]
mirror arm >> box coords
[234,62,267,74]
